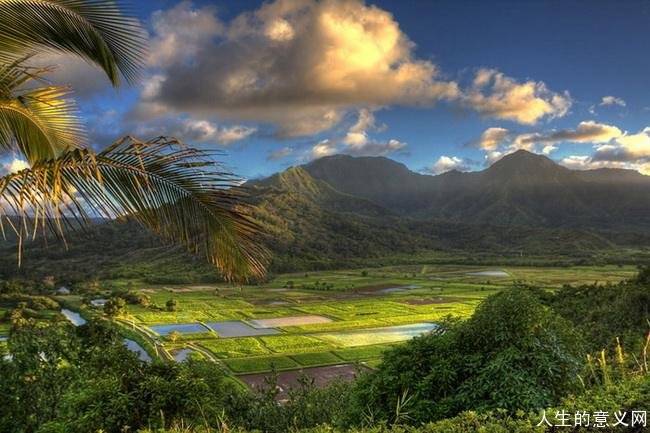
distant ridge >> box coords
[292,150,650,228]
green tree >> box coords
[350,289,582,424]
[103,297,126,317]
[0,1,267,280]
[166,299,178,312]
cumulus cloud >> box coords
[474,121,621,154]
[473,121,629,167]
[473,127,510,150]
[152,118,257,145]
[134,0,571,139]
[426,156,470,174]
[148,1,224,68]
[556,127,650,174]
[33,53,112,99]
[591,127,650,163]
[461,69,571,125]
[600,95,626,107]
[1,158,29,175]
[310,140,338,159]
[138,0,460,137]
[512,121,622,149]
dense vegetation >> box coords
[4,151,650,283]
[1,269,649,432]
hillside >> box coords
[303,150,650,229]
[1,150,650,282]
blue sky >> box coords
[10,0,650,179]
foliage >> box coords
[0,1,267,281]
[0,319,245,433]
[103,297,126,317]
[348,289,582,424]
[548,267,650,352]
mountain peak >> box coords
[485,149,567,178]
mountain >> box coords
[2,150,650,282]
[303,155,435,212]
[301,150,650,229]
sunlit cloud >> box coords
[426,155,471,174]
[461,69,571,124]
[133,0,571,142]
[600,95,626,107]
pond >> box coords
[172,348,194,362]
[123,339,152,362]
[206,321,280,338]
[315,322,438,347]
[149,322,210,336]
[465,270,509,277]
[378,285,422,293]
[60,308,153,362]
[61,308,87,326]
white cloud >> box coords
[461,69,571,124]
[139,0,460,137]
[512,121,622,149]
[475,127,509,150]
[600,95,626,107]
[136,1,571,139]
[541,144,557,155]
[1,158,29,175]
[148,1,224,68]
[427,155,470,174]
[592,127,650,162]
[557,127,650,174]
[310,140,337,159]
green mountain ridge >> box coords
[1,150,649,282]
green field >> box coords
[105,264,637,375]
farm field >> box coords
[110,263,636,384]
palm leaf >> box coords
[0,62,85,162]
[0,0,146,86]
[0,136,268,281]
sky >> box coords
[5,0,650,179]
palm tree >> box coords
[0,0,267,280]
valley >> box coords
[26,263,635,397]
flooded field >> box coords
[206,321,280,337]
[124,339,152,362]
[315,323,438,347]
[465,270,509,277]
[249,315,333,328]
[150,323,209,335]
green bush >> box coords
[347,289,582,424]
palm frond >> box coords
[0,62,84,162]
[0,136,268,281]
[0,0,146,86]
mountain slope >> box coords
[303,150,650,229]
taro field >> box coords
[114,263,636,382]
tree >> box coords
[350,289,582,424]
[166,299,177,312]
[103,297,126,317]
[0,1,267,281]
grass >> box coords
[290,351,343,366]
[333,345,393,361]
[260,335,331,353]
[225,355,300,373]
[199,337,272,358]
